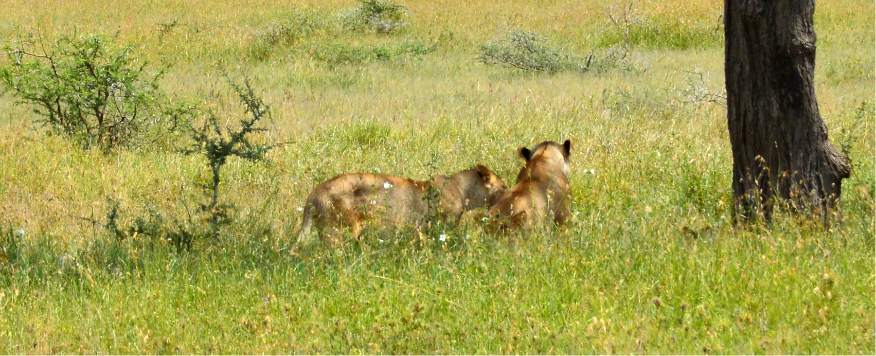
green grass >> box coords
[595,16,724,50]
[0,0,873,353]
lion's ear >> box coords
[475,165,491,181]
[518,147,532,162]
[562,140,571,158]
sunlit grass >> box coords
[0,0,873,354]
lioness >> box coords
[297,165,507,245]
[488,140,571,230]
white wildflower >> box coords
[16,228,24,236]
[481,217,489,222]
[374,167,381,172]
[370,199,377,205]
[378,239,386,243]
[384,182,393,189]
[466,233,470,239]
[297,207,304,212]
[439,234,447,242]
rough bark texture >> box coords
[724,0,850,221]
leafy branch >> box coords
[182,73,274,228]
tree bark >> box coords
[724,0,851,221]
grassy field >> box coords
[0,0,873,353]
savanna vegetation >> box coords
[0,0,873,353]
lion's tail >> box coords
[295,198,319,246]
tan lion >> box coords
[296,165,507,245]
[487,140,572,230]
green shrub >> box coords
[340,0,409,34]
[479,30,587,73]
[0,33,192,150]
[81,75,276,252]
[479,29,645,74]
[681,68,726,106]
[182,74,274,231]
[586,44,642,73]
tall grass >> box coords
[0,0,873,353]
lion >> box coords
[487,140,572,231]
[296,165,507,245]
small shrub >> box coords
[182,73,274,230]
[64,74,276,252]
[103,202,200,252]
[340,0,409,34]
[0,32,191,150]
[602,2,642,49]
[250,12,326,60]
[681,67,726,107]
[480,29,645,74]
[479,30,588,73]
[587,44,643,73]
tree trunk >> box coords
[724,0,851,221]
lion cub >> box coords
[488,140,572,230]
[297,165,507,245]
